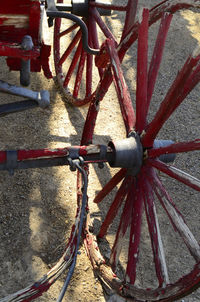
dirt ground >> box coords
[0,1,199,302]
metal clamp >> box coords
[6,151,18,175]
[68,156,84,171]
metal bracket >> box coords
[6,151,18,175]
[68,156,84,171]
[0,80,50,108]
[153,140,176,163]
[20,35,34,86]
[98,144,107,169]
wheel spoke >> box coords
[106,39,136,134]
[147,13,172,108]
[110,180,135,271]
[142,49,200,147]
[120,0,138,41]
[73,48,87,98]
[143,176,169,287]
[59,29,81,66]
[63,39,82,88]
[91,7,117,42]
[94,169,126,204]
[149,170,200,262]
[148,159,200,192]
[126,176,143,284]
[85,17,93,98]
[98,175,133,239]
[148,139,200,158]
[136,8,149,133]
[88,11,104,79]
[58,23,79,38]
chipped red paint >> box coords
[148,159,200,192]
[126,175,143,284]
[147,13,173,113]
[110,176,135,272]
[98,175,133,238]
[135,8,149,133]
[120,0,138,41]
[94,168,126,204]
[0,0,52,77]
[105,39,136,134]
[148,139,200,158]
[142,52,200,147]
[143,176,167,287]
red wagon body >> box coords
[0,0,51,78]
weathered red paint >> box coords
[105,39,136,134]
[110,176,135,272]
[94,168,126,203]
[98,176,133,238]
[126,175,143,284]
[0,0,52,77]
[142,52,200,147]
[148,139,200,158]
[135,8,149,133]
[147,13,173,111]
[148,159,200,192]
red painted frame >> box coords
[0,0,52,78]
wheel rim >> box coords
[83,8,200,301]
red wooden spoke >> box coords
[110,177,135,272]
[86,52,93,98]
[120,0,138,42]
[81,66,113,145]
[175,59,200,104]
[143,177,169,287]
[63,39,82,88]
[148,139,200,158]
[85,17,93,98]
[58,30,81,66]
[91,7,117,43]
[106,39,136,134]
[126,175,143,284]
[58,23,79,38]
[147,13,173,108]
[142,51,200,147]
[88,9,104,79]
[94,169,126,204]
[98,175,133,239]
[135,8,149,133]
[73,48,87,98]
[118,0,200,69]
[148,159,200,192]
[150,171,200,262]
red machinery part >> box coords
[0,0,52,78]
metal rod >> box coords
[46,11,100,55]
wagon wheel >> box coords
[53,0,137,106]
[82,9,200,301]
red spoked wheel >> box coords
[53,0,138,106]
[82,9,200,302]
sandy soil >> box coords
[0,1,199,302]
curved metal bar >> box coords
[46,11,100,55]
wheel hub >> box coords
[108,132,143,176]
[108,134,176,176]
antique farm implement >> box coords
[0,1,200,302]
